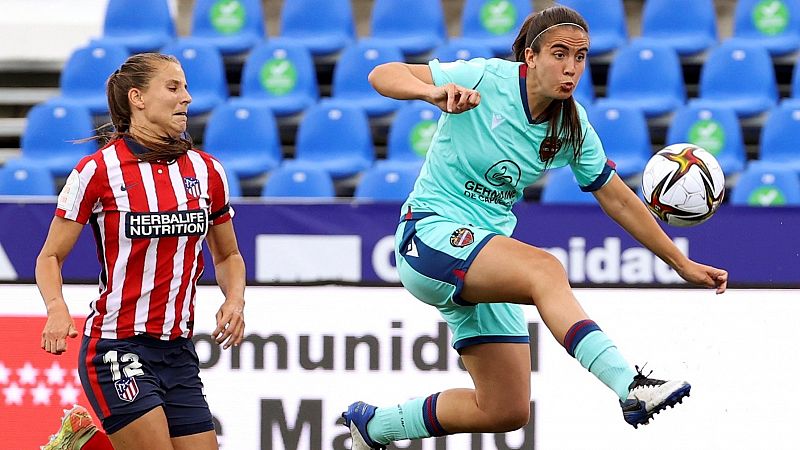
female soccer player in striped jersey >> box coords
[37,53,245,450]
[342,6,728,449]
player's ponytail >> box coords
[103,53,192,163]
[512,6,590,165]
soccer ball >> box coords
[641,143,725,227]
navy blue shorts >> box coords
[78,334,214,436]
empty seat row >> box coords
[54,39,492,117]
[11,99,439,178]
[99,0,800,59]
[53,35,800,123]
[5,148,799,207]
[0,157,420,202]
[540,162,800,207]
[99,0,531,57]
[11,96,800,195]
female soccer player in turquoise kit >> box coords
[342,6,728,450]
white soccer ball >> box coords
[641,143,725,227]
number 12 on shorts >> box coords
[102,350,145,381]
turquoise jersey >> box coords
[402,57,615,236]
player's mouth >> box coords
[559,82,575,93]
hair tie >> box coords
[530,22,587,47]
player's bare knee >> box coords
[528,251,570,296]
[492,405,530,432]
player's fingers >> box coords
[68,324,78,338]
[455,88,470,110]
[225,321,245,349]
[56,338,67,353]
[462,91,480,110]
[446,84,456,112]
[715,271,728,294]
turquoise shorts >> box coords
[395,211,530,351]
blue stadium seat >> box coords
[100,0,175,52]
[587,104,651,177]
[557,0,627,56]
[262,164,335,198]
[540,166,596,204]
[733,0,800,56]
[367,0,446,56]
[293,103,374,179]
[431,39,495,61]
[459,0,533,57]
[202,100,281,180]
[355,163,419,201]
[279,0,355,56]
[239,40,318,117]
[640,0,717,56]
[574,59,594,106]
[730,162,800,206]
[161,40,227,116]
[758,104,800,172]
[226,172,242,198]
[597,39,685,117]
[56,42,129,115]
[690,39,778,118]
[0,159,55,196]
[666,105,746,176]
[386,101,441,166]
[19,101,97,177]
[330,42,403,117]
[189,0,265,55]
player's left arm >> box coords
[593,174,728,293]
[206,220,246,348]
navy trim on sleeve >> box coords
[580,161,616,192]
[209,204,230,221]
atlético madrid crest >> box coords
[115,377,139,402]
[450,228,475,247]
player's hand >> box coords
[677,260,728,294]
[41,305,78,355]
[429,83,480,114]
[213,297,245,350]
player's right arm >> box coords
[36,216,84,354]
[368,62,480,113]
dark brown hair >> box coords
[512,6,589,165]
[101,53,192,162]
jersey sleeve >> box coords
[207,157,234,226]
[55,156,101,224]
[570,118,617,192]
[429,57,488,89]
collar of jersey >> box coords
[123,136,150,156]
[518,64,548,126]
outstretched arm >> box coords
[368,62,480,113]
[593,174,728,293]
[36,216,84,354]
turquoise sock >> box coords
[366,394,446,445]
[573,330,636,401]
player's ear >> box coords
[128,87,145,110]
[525,47,536,68]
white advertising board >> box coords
[2,285,798,449]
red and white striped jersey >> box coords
[55,138,234,340]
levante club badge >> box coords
[450,228,475,247]
[539,137,562,162]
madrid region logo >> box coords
[484,160,521,187]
